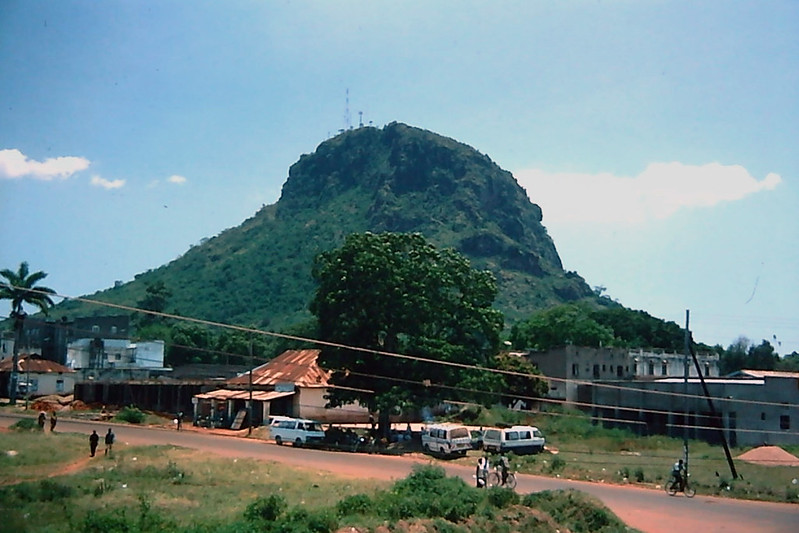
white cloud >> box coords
[514,162,782,224]
[0,148,90,180]
[90,175,126,190]
[167,174,187,185]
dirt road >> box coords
[2,414,797,533]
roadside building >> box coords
[192,349,370,429]
[0,354,76,397]
[584,369,799,447]
[527,345,720,403]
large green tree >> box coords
[509,303,616,351]
[0,262,57,404]
[310,232,504,435]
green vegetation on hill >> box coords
[50,122,594,333]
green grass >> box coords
[0,430,639,533]
[450,406,799,503]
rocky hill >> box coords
[57,122,595,330]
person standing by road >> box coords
[49,412,57,432]
[104,428,115,456]
[37,412,46,431]
[89,430,99,457]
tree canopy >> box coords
[1,261,57,404]
[509,303,686,352]
[310,232,504,430]
[0,261,57,319]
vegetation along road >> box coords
[2,414,796,533]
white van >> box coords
[421,423,473,457]
[270,417,326,447]
[482,425,545,455]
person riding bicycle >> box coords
[671,459,685,491]
[475,455,489,488]
[499,454,511,486]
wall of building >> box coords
[587,376,798,447]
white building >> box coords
[527,345,720,403]
[67,338,168,379]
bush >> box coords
[548,456,566,473]
[274,507,338,533]
[10,418,39,432]
[244,494,287,523]
[486,486,519,509]
[634,467,645,483]
[522,490,623,533]
[116,406,146,424]
[335,493,373,517]
[380,464,480,522]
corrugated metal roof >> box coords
[194,389,295,401]
[226,349,329,387]
[0,355,75,374]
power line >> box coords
[6,285,799,417]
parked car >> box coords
[270,417,325,447]
[421,423,473,457]
[482,425,545,454]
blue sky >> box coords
[1,1,797,355]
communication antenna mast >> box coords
[358,111,363,127]
[344,88,351,130]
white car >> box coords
[270,417,325,447]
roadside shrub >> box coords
[335,493,373,517]
[522,490,622,533]
[10,418,39,432]
[486,486,519,509]
[548,456,566,473]
[244,493,287,523]
[634,467,645,483]
[116,406,146,424]
[380,464,480,522]
[36,479,74,501]
[275,507,338,533]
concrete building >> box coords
[0,354,77,397]
[67,338,168,380]
[527,345,720,403]
[585,369,799,447]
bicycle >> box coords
[665,474,696,497]
[487,467,517,489]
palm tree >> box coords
[0,262,57,404]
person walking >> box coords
[89,430,99,457]
[37,412,46,431]
[176,411,183,431]
[49,412,57,432]
[104,428,115,456]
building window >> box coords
[661,362,668,376]
[617,365,623,377]
[780,415,790,430]
[92,325,100,334]
[633,363,638,374]
[56,379,64,393]
[111,326,117,334]
[571,363,579,377]
[593,364,600,379]
[602,364,606,372]
[704,363,710,376]
[761,412,766,421]
[648,362,655,375]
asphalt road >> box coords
[2,414,797,533]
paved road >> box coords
[2,414,797,533]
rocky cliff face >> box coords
[57,122,594,329]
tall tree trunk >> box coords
[8,314,23,405]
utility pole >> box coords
[683,310,690,470]
[248,339,253,436]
